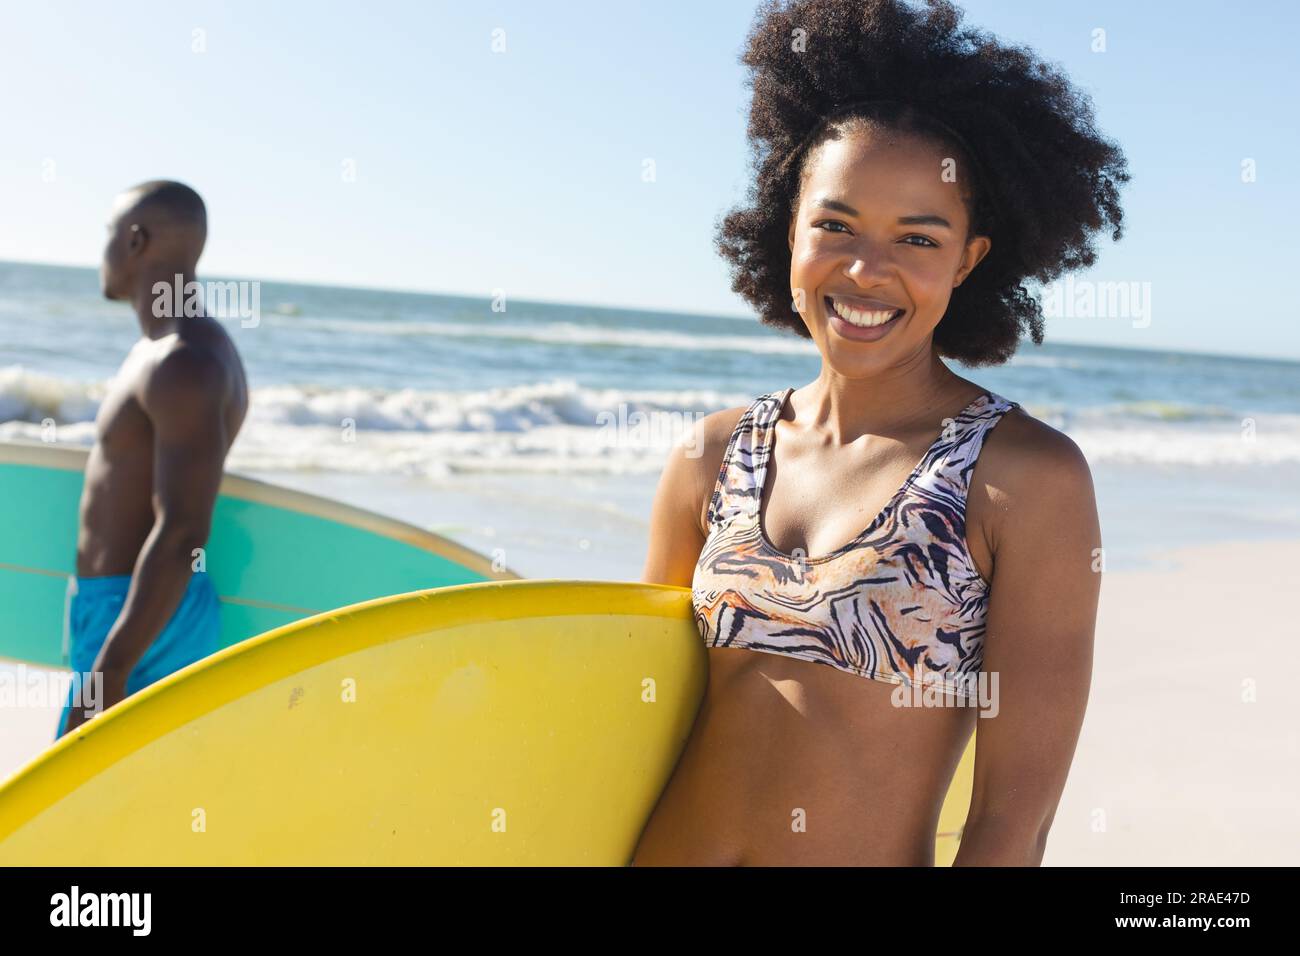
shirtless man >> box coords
[57,181,248,738]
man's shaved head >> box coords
[101,180,208,302]
[123,180,207,231]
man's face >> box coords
[99,193,138,300]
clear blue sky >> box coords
[1,0,1297,359]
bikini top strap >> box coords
[938,391,1021,486]
[705,387,791,530]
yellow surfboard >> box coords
[0,580,974,865]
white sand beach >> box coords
[1044,537,1299,865]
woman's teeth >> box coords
[828,297,902,327]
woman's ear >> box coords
[952,234,992,288]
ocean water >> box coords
[3,259,1299,578]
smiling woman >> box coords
[636,0,1127,867]
[715,5,1129,365]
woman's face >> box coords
[787,125,991,377]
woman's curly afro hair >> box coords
[716,0,1130,366]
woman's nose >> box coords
[841,244,895,284]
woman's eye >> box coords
[813,220,850,234]
[902,235,938,248]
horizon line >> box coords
[2,256,1295,367]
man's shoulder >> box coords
[138,337,231,414]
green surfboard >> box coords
[0,440,516,669]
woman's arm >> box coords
[953,417,1102,866]
[641,407,746,588]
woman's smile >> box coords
[825,293,907,342]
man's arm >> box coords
[71,348,229,729]
[952,428,1101,866]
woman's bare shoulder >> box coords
[973,403,1096,543]
[982,405,1091,477]
[690,403,751,457]
[642,402,753,585]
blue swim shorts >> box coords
[56,571,221,738]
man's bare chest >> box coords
[95,353,154,452]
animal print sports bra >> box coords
[693,385,1020,698]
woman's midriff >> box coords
[631,646,978,866]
